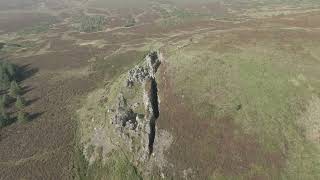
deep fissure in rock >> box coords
[147,78,159,155]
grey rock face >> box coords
[111,93,137,128]
[126,51,161,87]
[146,51,161,78]
[127,66,150,87]
[117,93,127,108]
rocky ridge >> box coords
[109,51,164,163]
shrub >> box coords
[9,81,22,97]
[17,111,29,123]
[15,95,26,109]
[0,71,10,90]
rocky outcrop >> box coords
[106,51,174,178]
[126,51,161,87]
[111,93,137,128]
[127,66,149,87]
[109,51,162,161]
[146,51,161,78]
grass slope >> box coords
[163,30,320,179]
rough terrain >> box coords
[0,0,320,179]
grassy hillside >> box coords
[159,29,320,179]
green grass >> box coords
[93,50,148,84]
[74,89,142,180]
[75,148,142,180]
[17,16,57,35]
[166,37,320,179]
[17,23,51,35]
[75,88,143,180]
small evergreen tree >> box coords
[17,111,29,123]
[0,110,9,128]
[3,61,16,79]
[0,94,9,107]
[0,70,10,90]
[9,81,21,97]
[0,61,18,90]
[15,95,26,109]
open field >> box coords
[0,0,320,179]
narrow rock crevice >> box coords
[144,77,160,156]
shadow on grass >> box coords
[6,111,44,125]
[21,86,35,95]
[18,64,39,82]
[26,97,39,106]
[28,112,44,120]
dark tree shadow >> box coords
[29,112,44,121]
[26,97,39,106]
[3,116,17,127]
[0,89,6,96]
[17,64,39,82]
[21,85,35,95]
[0,111,44,129]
